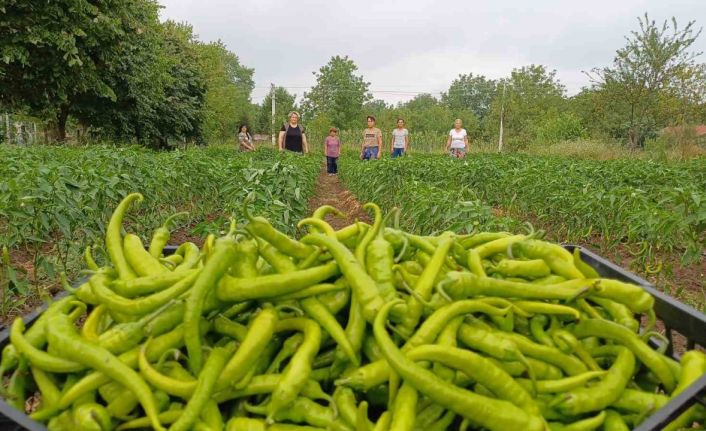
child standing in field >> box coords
[325,127,341,175]
[390,118,409,158]
[360,116,382,160]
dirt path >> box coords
[307,165,370,228]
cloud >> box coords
[158,0,706,103]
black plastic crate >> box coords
[0,245,704,430]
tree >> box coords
[442,74,497,119]
[587,14,703,147]
[0,0,163,141]
[196,40,255,143]
[394,94,478,135]
[484,65,566,147]
[76,21,207,147]
[256,87,297,135]
[301,56,371,130]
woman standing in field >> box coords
[279,111,309,154]
[360,116,382,160]
[390,118,409,158]
[324,127,341,175]
[238,125,255,151]
[445,118,469,158]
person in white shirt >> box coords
[390,118,409,158]
[445,118,469,158]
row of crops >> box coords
[339,153,706,266]
[0,145,319,316]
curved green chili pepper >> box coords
[169,343,235,431]
[515,371,608,394]
[46,311,165,431]
[217,307,278,391]
[407,344,541,415]
[124,233,169,277]
[301,296,359,366]
[110,269,200,298]
[662,350,706,431]
[510,239,585,280]
[399,232,454,337]
[106,193,143,280]
[84,245,99,271]
[389,382,417,431]
[355,203,382,264]
[184,234,238,373]
[373,301,545,431]
[10,318,85,373]
[490,259,551,279]
[217,262,339,302]
[548,410,606,431]
[572,319,675,391]
[460,231,512,249]
[58,324,187,409]
[552,346,635,415]
[225,417,326,431]
[92,268,199,316]
[301,233,385,323]
[149,211,189,258]
[243,197,313,259]
[439,272,594,302]
[268,318,322,421]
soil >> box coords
[306,165,371,227]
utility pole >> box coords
[4,114,9,143]
[498,82,506,153]
[271,83,276,147]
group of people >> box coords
[236,111,471,176]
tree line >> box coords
[1,0,253,147]
[289,14,706,150]
[2,5,704,150]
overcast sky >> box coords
[158,0,706,105]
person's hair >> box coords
[288,111,301,120]
[329,127,338,133]
[397,118,405,123]
[367,116,376,122]
[454,118,462,124]
[239,124,248,133]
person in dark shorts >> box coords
[278,111,309,154]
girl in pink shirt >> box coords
[325,127,341,175]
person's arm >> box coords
[302,133,309,154]
[243,134,254,150]
[377,131,382,159]
[278,131,285,151]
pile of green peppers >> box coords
[1,193,704,431]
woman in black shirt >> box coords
[278,111,309,154]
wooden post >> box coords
[498,83,506,153]
[271,83,276,147]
